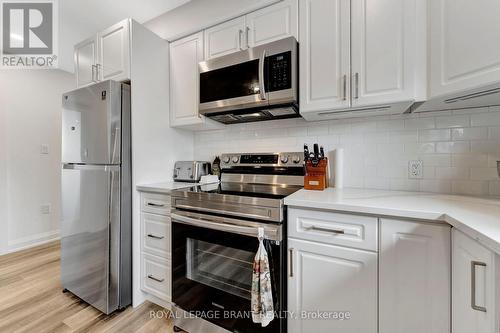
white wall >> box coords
[193,107,500,196]
[144,0,280,41]
[0,69,74,254]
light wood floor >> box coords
[0,241,174,333]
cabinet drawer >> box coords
[142,213,171,258]
[141,254,171,302]
[141,192,171,215]
[288,208,378,251]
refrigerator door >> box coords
[61,164,121,314]
[62,80,122,165]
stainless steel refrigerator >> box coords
[61,80,131,314]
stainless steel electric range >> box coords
[170,152,305,333]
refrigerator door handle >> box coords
[63,164,120,171]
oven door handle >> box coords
[171,212,279,241]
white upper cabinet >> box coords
[430,0,500,97]
[379,219,451,333]
[300,0,426,120]
[75,19,131,87]
[74,37,97,87]
[169,33,222,129]
[452,229,497,333]
[170,32,204,127]
[246,0,298,47]
[204,17,246,60]
[288,238,377,333]
[97,19,130,82]
[203,0,298,60]
[351,0,424,107]
[299,0,351,114]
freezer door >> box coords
[61,164,121,314]
[62,80,122,164]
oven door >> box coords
[171,211,285,333]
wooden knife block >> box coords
[304,159,328,190]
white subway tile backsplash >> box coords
[435,141,470,154]
[435,167,469,180]
[435,115,470,128]
[470,167,500,181]
[452,180,489,196]
[451,154,489,167]
[404,117,435,130]
[471,111,500,126]
[451,127,488,141]
[194,107,500,196]
[418,129,451,142]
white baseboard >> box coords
[6,229,60,254]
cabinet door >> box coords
[169,32,204,127]
[288,238,377,333]
[299,0,351,116]
[204,17,246,59]
[246,0,298,48]
[74,37,97,88]
[97,19,130,82]
[351,0,424,107]
[379,219,451,333]
[452,229,495,333]
[430,0,500,97]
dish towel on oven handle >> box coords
[251,227,275,327]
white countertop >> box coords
[285,188,500,254]
[136,181,197,194]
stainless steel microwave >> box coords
[198,36,299,124]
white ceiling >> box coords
[58,0,190,72]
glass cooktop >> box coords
[181,182,302,200]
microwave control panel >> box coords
[266,51,292,92]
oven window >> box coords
[186,238,254,300]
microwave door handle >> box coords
[258,50,267,100]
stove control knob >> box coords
[292,155,301,164]
[222,156,230,164]
[232,156,240,163]
[280,155,289,163]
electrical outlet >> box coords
[40,144,49,155]
[40,204,51,214]
[408,160,423,179]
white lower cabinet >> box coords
[288,238,377,333]
[452,229,498,333]
[139,192,172,307]
[379,218,451,333]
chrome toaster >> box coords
[173,161,211,182]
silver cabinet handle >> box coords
[246,26,250,48]
[238,29,243,50]
[354,72,359,99]
[342,74,347,101]
[258,50,267,100]
[289,248,294,278]
[471,261,487,312]
[96,63,102,81]
[147,234,164,240]
[91,65,97,82]
[147,202,165,207]
[305,226,345,235]
[147,275,165,283]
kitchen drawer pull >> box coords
[305,226,345,235]
[471,261,487,312]
[147,234,164,240]
[147,202,165,207]
[289,248,294,278]
[342,74,347,100]
[147,274,165,283]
